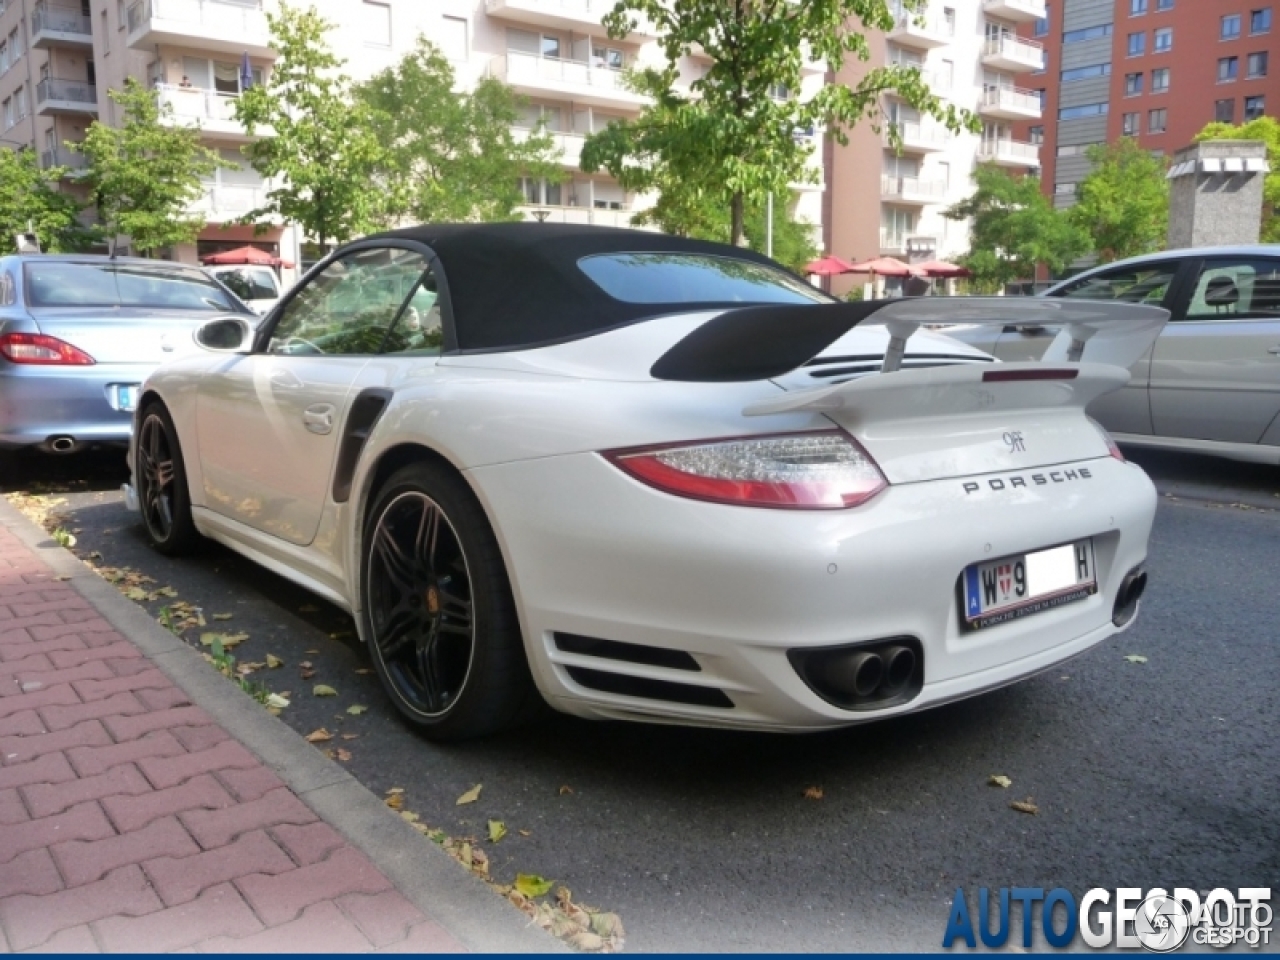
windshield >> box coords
[215,267,280,301]
[577,253,830,305]
[24,262,243,311]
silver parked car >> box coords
[944,246,1280,465]
[0,255,255,454]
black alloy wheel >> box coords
[362,462,536,739]
[136,403,199,555]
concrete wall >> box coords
[1167,139,1269,249]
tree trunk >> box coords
[730,191,745,247]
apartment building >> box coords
[0,0,826,270]
[826,0,1046,295]
[1018,0,1280,208]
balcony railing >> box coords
[126,0,270,55]
[880,229,913,251]
[517,203,635,228]
[36,77,96,106]
[881,175,947,201]
[189,182,270,221]
[39,147,88,171]
[157,83,239,123]
[513,126,588,165]
[32,2,92,38]
[493,51,645,106]
[977,137,1040,163]
[980,85,1042,114]
[982,33,1045,69]
[885,120,950,150]
[983,0,1047,21]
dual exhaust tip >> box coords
[789,637,924,711]
[46,435,77,454]
[1112,565,1148,627]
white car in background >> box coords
[126,224,1166,740]
[206,263,283,315]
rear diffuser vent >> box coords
[554,633,701,671]
[565,667,734,709]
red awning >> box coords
[914,259,972,278]
[803,255,859,276]
[200,245,295,268]
[847,256,925,278]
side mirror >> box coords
[194,315,254,353]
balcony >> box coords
[881,175,947,205]
[977,137,1040,167]
[517,203,637,228]
[484,0,655,41]
[35,78,98,117]
[884,120,950,153]
[126,0,273,59]
[189,182,272,223]
[39,146,88,174]
[981,33,1044,72]
[887,12,952,49]
[983,0,1047,22]
[155,83,269,141]
[30,3,94,50]
[513,126,588,168]
[491,52,648,111]
[880,229,913,254]
[978,85,1042,120]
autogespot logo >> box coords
[942,886,1273,951]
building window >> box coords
[1061,63,1110,82]
[1034,4,1050,36]
[1057,142,1102,156]
[518,177,562,206]
[1125,71,1144,95]
[1216,98,1236,122]
[1055,182,1077,195]
[1219,56,1239,81]
[1245,94,1266,118]
[1153,26,1172,50]
[116,0,124,28]
[1156,0,1173,8]
[1,98,10,130]
[14,85,24,120]
[1130,0,1146,13]
[1251,7,1272,33]
[1063,24,1112,43]
[1028,125,1044,144]
[0,42,7,74]
[1152,67,1169,91]
[1127,31,1145,55]
[440,16,468,61]
[1222,14,1242,39]
[9,26,23,62]
[943,7,956,36]
[1148,108,1167,132]
[1123,111,1140,134]
[101,11,108,52]
[1059,102,1108,119]
[1248,51,1269,76]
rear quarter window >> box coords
[577,253,829,305]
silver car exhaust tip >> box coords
[48,436,77,454]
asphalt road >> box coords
[2,445,1277,951]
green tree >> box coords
[1194,115,1280,242]
[357,37,561,225]
[235,2,386,249]
[945,164,1088,293]
[80,79,223,255]
[0,148,95,253]
[1069,139,1168,263]
[582,0,972,245]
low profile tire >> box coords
[360,461,535,740]
[136,402,200,556]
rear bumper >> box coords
[467,452,1157,731]
[0,362,152,450]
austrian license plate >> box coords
[962,539,1096,630]
[110,383,140,413]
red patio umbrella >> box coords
[803,254,858,276]
[200,245,295,269]
[914,259,972,278]
[847,256,926,277]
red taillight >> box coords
[0,333,95,365]
[1088,416,1125,462]
[604,430,888,509]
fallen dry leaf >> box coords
[335,748,352,762]
[1124,654,1148,664]
[558,785,574,796]
[988,775,1013,789]
[211,613,233,621]
[265,693,290,709]
[340,733,359,740]
[300,669,316,680]
[488,819,507,843]
[313,684,338,697]
[154,586,178,598]
[265,654,284,669]
[354,668,373,675]
[346,704,368,715]
[803,785,824,800]
[518,829,532,837]
[1010,797,1039,815]
[456,783,482,805]
[400,810,420,823]
[305,728,333,743]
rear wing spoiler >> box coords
[649,297,1169,382]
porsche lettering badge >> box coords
[962,467,1093,494]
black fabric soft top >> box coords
[371,222,812,351]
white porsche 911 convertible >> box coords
[126,224,1166,740]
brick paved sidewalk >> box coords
[0,520,468,953]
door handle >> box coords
[303,403,336,435]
